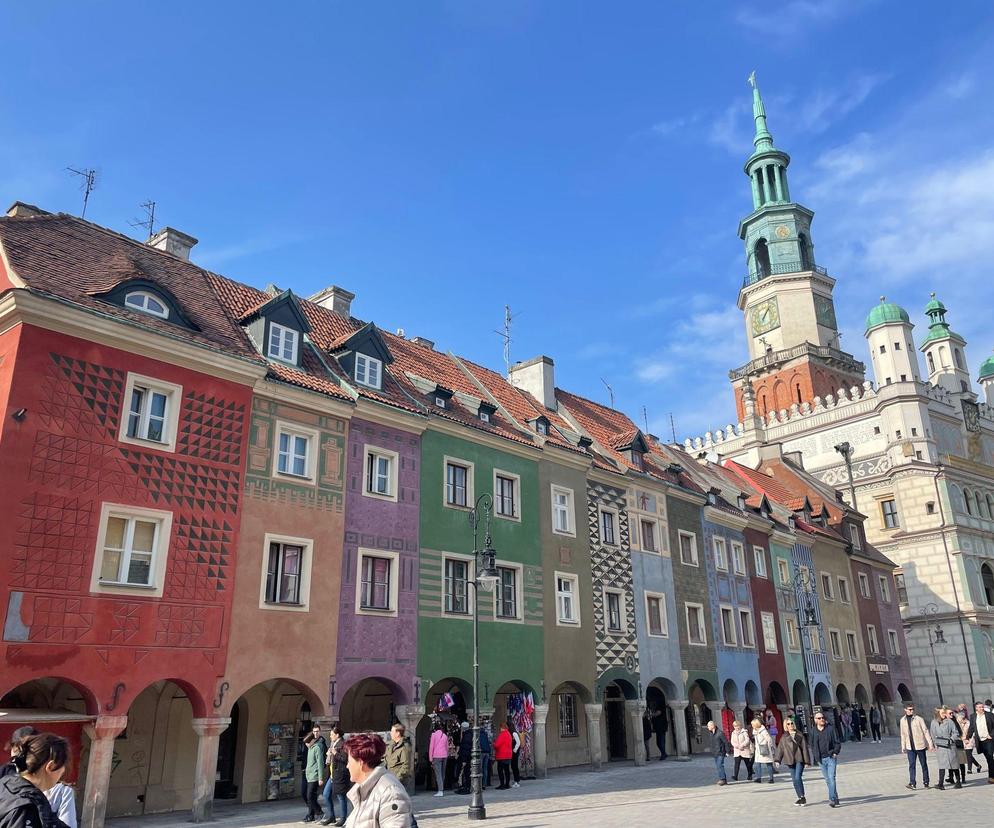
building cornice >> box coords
[0,288,265,386]
[254,378,354,420]
[666,486,707,506]
[704,505,748,531]
[426,415,541,463]
[355,397,427,434]
[543,443,595,472]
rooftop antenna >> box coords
[66,167,97,218]
[600,378,614,408]
[669,413,677,444]
[494,304,521,375]
[642,405,649,433]
[128,200,157,239]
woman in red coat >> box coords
[493,723,513,790]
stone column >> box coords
[80,715,128,828]
[532,704,549,779]
[394,704,424,793]
[668,701,689,757]
[625,701,646,765]
[584,704,604,770]
[191,717,232,822]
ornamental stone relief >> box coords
[813,455,892,487]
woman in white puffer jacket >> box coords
[751,718,776,784]
[730,721,754,782]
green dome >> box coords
[980,354,994,380]
[865,296,910,332]
[924,294,947,315]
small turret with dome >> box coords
[920,293,973,396]
[864,296,920,386]
[980,349,994,406]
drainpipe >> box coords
[932,465,976,702]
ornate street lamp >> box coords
[920,603,946,705]
[833,441,857,510]
[780,562,819,730]
[467,494,499,820]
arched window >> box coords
[954,349,965,370]
[761,394,768,417]
[988,495,994,519]
[798,233,812,270]
[927,352,936,373]
[949,484,965,514]
[940,346,949,368]
[965,488,975,516]
[982,563,994,606]
[980,495,992,520]
[125,290,169,319]
[754,239,771,279]
[796,384,803,405]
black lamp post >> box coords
[920,603,946,705]
[467,494,500,820]
[833,441,857,510]
[782,562,820,730]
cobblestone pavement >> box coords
[108,738,993,828]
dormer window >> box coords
[707,491,717,506]
[737,495,746,511]
[480,411,490,422]
[535,419,549,436]
[478,402,496,423]
[435,396,446,408]
[788,515,796,531]
[125,290,169,319]
[355,354,382,389]
[268,322,299,363]
[630,451,644,471]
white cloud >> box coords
[708,100,751,155]
[734,0,869,36]
[797,74,888,133]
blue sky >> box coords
[3,1,994,439]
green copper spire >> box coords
[749,71,774,153]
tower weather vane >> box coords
[748,70,757,88]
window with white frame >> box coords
[119,373,181,451]
[125,290,169,319]
[713,537,728,571]
[364,446,397,499]
[93,506,171,593]
[445,460,472,508]
[640,518,658,553]
[357,551,397,614]
[761,611,778,653]
[732,542,746,575]
[809,626,822,652]
[829,629,843,660]
[846,630,859,661]
[777,558,790,586]
[881,498,899,529]
[857,572,871,599]
[867,624,880,655]
[878,575,891,603]
[354,353,382,389]
[739,608,755,647]
[443,557,471,615]
[265,541,304,605]
[753,546,767,578]
[837,576,851,604]
[645,592,667,637]
[784,616,800,651]
[275,423,317,480]
[887,629,900,655]
[558,693,578,737]
[678,531,698,566]
[267,322,299,363]
[600,509,617,546]
[605,588,623,632]
[556,572,579,625]
[720,605,737,645]
[821,572,834,601]
[552,486,574,535]
[494,471,519,519]
[848,523,861,549]
[686,602,707,645]
[495,565,519,620]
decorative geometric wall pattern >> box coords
[11,493,94,592]
[120,451,240,514]
[40,354,125,440]
[178,392,246,466]
[27,596,94,643]
[155,604,209,647]
[587,481,639,677]
[29,432,145,499]
[167,515,233,601]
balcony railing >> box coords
[729,341,866,381]
[743,262,828,288]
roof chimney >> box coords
[309,285,355,318]
[6,202,48,218]
[149,227,198,261]
[410,336,435,350]
[509,355,556,410]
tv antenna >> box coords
[66,167,97,218]
[600,378,614,408]
[669,412,677,444]
[494,304,521,375]
[128,201,157,239]
[642,405,649,433]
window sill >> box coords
[97,580,157,590]
[647,632,669,639]
[556,618,580,627]
[552,529,577,538]
[275,471,314,483]
[355,380,383,391]
[689,640,708,647]
[357,605,395,614]
[362,489,398,502]
[495,512,521,522]
[680,559,700,567]
[444,502,472,511]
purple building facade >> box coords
[331,414,421,735]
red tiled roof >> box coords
[0,212,261,360]
[609,427,641,450]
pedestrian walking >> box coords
[952,709,969,781]
[478,725,492,789]
[870,706,882,743]
[652,705,668,760]
[967,700,994,783]
[774,717,811,806]
[958,709,983,775]
[856,704,868,742]
[707,721,730,785]
[730,720,754,781]
[642,710,653,761]
[929,707,961,789]
[508,722,522,787]
[428,722,449,797]
[493,722,513,790]
[899,701,934,790]
[384,724,412,789]
[0,732,72,828]
[304,733,328,823]
[323,726,352,826]
[751,718,775,783]
[456,722,472,793]
[343,732,412,828]
[808,709,841,807]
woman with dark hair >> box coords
[323,725,351,827]
[0,732,72,828]
[343,732,411,828]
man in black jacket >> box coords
[967,701,994,783]
[808,710,841,807]
[706,721,730,786]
